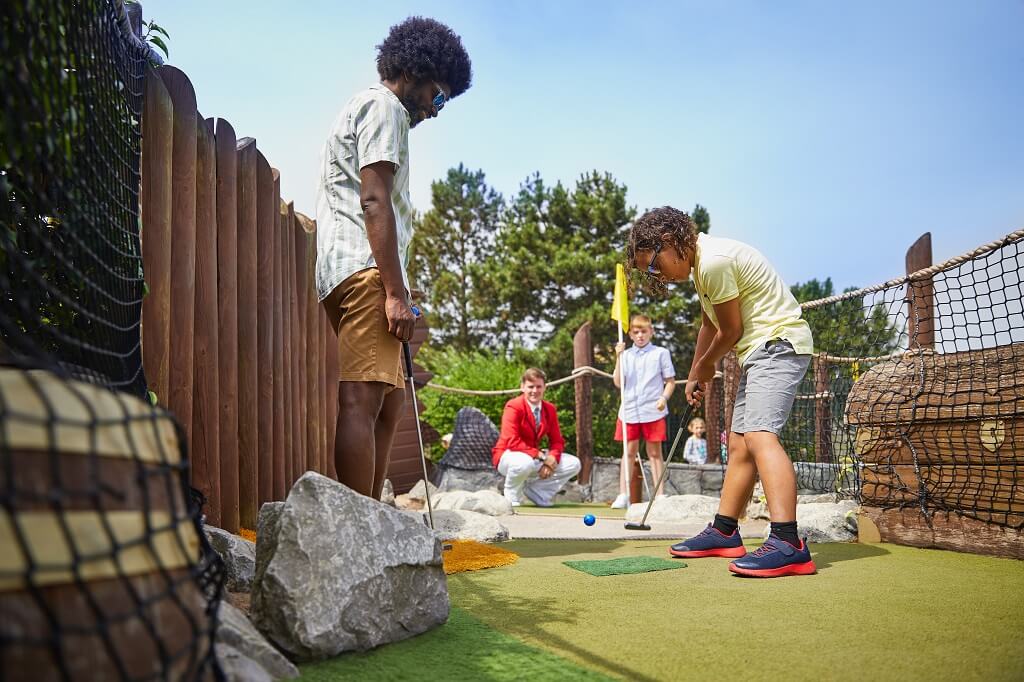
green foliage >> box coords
[416,347,526,461]
[791,278,901,360]
[409,165,503,351]
[125,0,170,58]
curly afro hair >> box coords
[376,17,473,98]
[626,206,698,294]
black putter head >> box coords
[623,522,651,531]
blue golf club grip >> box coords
[402,305,421,380]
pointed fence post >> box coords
[573,322,594,485]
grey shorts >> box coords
[731,339,811,435]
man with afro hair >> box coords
[316,17,471,499]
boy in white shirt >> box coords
[611,314,676,507]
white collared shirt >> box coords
[617,343,675,424]
[315,84,413,301]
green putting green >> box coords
[301,539,1024,681]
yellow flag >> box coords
[610,263,629,333]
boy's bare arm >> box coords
[694,298,743,379]
[689,311,717,379]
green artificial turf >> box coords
[299,538,1024,681]
[298,606,614,681]
[564,555,686,576]
[449,539,1024,681]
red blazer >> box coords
[491,395,566,468]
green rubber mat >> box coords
[564,555,686,576]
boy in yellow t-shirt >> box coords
[626,206,816,578]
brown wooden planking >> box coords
[236,138,258,529]
[191,116,221,527]
[855,419,1024,466]
[318,302,327,476]
[282,202,295,489]
[214,118,239,532]
[140,66,173,405]
[159,67,197,451]
[271,171,286,500]
[325,301,339,480]
[859,506,1024,560]
[861,464,1024,518]
[297,214,320,476]
[293,212,309,478]
[255,152,276,506]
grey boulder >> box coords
[205,526,256,593]
[432,489,512,516]
[624,495,720,524]
[763,501,860,543]
[216,601,298,680]
[250,472,448,661]
[424,509,510,543]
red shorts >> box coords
[614,418,667,442]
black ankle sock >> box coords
[712,514,738,536]
[771,521,800,547]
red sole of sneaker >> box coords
[727,560,817,577]
[669,546,747,559]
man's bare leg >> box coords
[334,380,388,496]
[717,432,758,519]
[743,431,797,521]
[370,385,406,499]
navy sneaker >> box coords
[728,535,817,577]
[669,524,746,558]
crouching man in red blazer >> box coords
[491,368,582,506]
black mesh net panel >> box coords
[437,407,500,471]
[1,1,223,679]
[786,230,1023,528]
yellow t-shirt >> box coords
[692,234,813,364]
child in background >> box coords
[683,417,708,465]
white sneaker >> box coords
[610,493,630,509]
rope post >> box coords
[906,232,935,350]
[813,355,832,464]
[722,352,741,439]
[573,322,594,485]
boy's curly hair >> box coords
[376,17,473,98]
[626,206,698,294]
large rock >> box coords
[217,601,298,680]
[624,494,720,524]
[205,526,256,593]
[434,466,504,493]
[432,489,513,516]
[762,501,859,543]
[251,473,448,661]
[380,479,395,506]
[422,509,510,543]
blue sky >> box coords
[146,0,1022,292]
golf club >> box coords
[624,402,695,531]
[403,306,434,530]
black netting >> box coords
[1,1,224,679]
[786,231,1023,528]
[1,0,148,396]
[437,407,500,471]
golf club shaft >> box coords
[403,340,434,530]
[635,403,695,528]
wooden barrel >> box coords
[0,368,214,681]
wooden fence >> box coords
[139,65,432,533]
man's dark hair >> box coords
[376,17,473,98]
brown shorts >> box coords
[322,268,403,390]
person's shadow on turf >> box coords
[799,542,890,571]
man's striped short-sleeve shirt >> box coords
[315,84,413,302]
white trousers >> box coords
[497,450,582,505]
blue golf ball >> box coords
[583,514,596,526]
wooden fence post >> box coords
[271,174,287,500]
[236,138,258,529]
[293,211,308,479]
[283,202,296,489]
[301,217,319,476]
[573,322,593,485]
[192,116,220,527]
[722,352,741,438]
[906,233,935,350]
[215,118,239,532]
[813,355,832,463]
[255,152,276,508]
[161,67,197,456]
[705,361,722,464]
[141,66,172,407]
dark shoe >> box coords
[728,535,817,577]
[669,524,746,558]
